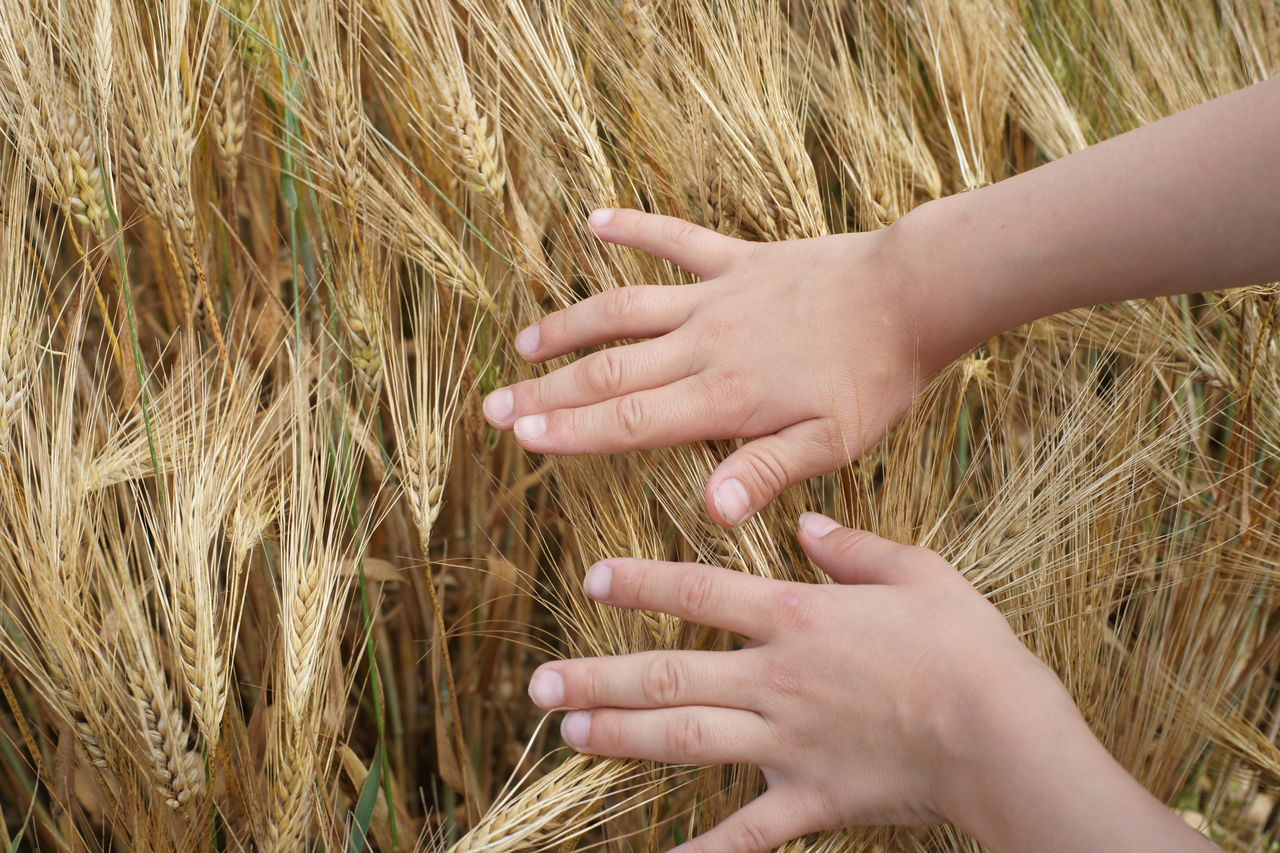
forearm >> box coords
[892,75,1280,367]
[942,662,1219,853]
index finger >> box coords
[589,208,741,279]
[583,559,791,640]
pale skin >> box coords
[487,76,1280,851]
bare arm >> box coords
[528,519,1219,853]
[484,77,1280,528]
[898,75,1280,370]
[500,67,1275,853]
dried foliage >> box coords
[0,0,1276,850]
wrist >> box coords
[935,655,1079,829]
[882,196,993,374]
[885,192,1046,374]
[932,652,1198,853]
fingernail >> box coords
[482,388,513,422]
[514,414,547,441]
[528,669,565,708]
[562,710,591,747]
[588,208,615,228]
[583,562,612,599]
[800,512,841,538]
[713,478,752,525]
[515,324,540,358]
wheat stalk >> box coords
[266,369,362,848]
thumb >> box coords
[588,208,739,279]
[796,513,910,585]
[673,790,806,853]
[704,421,834,527]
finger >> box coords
[560,706,772,765]
[796,515,912,585]
[704,419,837,527]
[485,336,697,428]
[510,375,728,454]
[583,559,788,639]
[588,208,741,279]
[674,790,809,853]
[528,649,759,711]
[516,284,698,362]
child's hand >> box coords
[485,78,1280,528]
[525,514,1219,853]
[483,210,937,526]
[525,513,1061,849]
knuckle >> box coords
[742,824,773,853]
[773,586,818,633]
[584,349,626,397]
[632,567,656,606]
[829,528,875,562]
[664,218,700,246]
[567,404,592,440]
[698,368,742,410]
[727,818,772,853]
[602,287,639,322]
[667,713,706,758]
[615,394,649,439]
[593,711,624,752]
[738,444,791,497]
[677,570,716,621]
[514,377,548,411]
[576,665,604,706]
[642,655,684,706]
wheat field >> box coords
[0,0,1276,850]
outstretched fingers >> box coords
[588,208,743,280]
[514,283,700,363]
[503,375,731,454]
[528,649,759,712]
[582,559,789,640]
[483,335,698,429]
[559,705,772,766]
